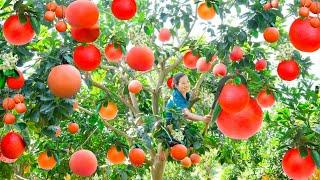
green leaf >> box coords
[18,12,27,24]
[120,45,126,54]
[238,31,247,43]
[3,69,18,77]
[144,24,154,36]
[40,103,55,113]
[0,11,11,18]
[213,3,219,15]
[1,0,12,10]
[0,71,5,89]
[53,151,60,165]
[234,76,242,85]
[14,122,27,131]
[21,130,30,146]
[299,146,308,158]
[193,141,201,149]
[311,150,320,168]
[42,126,57,139]
[13,0,22,11]
[30,16,40,34]
[212,104,221,122]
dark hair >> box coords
[173,72,186,88]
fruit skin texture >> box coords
[126,46,155,71]
[73,44,101,71]
[47,64,81,98]
[310,17,320,28]
[99,102,118,121]
[55,5,66,18]
[6,70,25,90]
[263,2,272,11]
[257,89,275,108]
[181,157,192,168]
[190,153,201,164]
[183,51,200,69]
[197,2,216,20]
[310,1,320,14]
[15,103,27,114]
[282,148,316,179]
[0,150,17,163]
[170,144,187,161]
[2,98,15,110]
[46,2,57,11]
[128,80,143,94]
[129,148,145,166]
[106,145,126,164]
[104,44,123,62]
[300,0,312,7]
[3,15,35,45]
[69,149,98,177]
[229,46,244,61]
[55,21,67,32]
[263,27,279,43]
[289,18,320,52]
[65,0,99,28]
[71,25,100,43]
[13,94,24,103]
[271,0,279,8]
[218,83,250,113]
[38,151,57,170]
[3,113,16,124]
[196,58,212,73]
[255,59,267,71]
[1,132,25,159]
[44,11,55,22]
[217,98,263,140]
[277,60,300,81]
[111,0,137,20]
[212,63,227,77]
[158,28,171,42]
[167,77,174,89]
[299,7,309,17]
[68,123,79,134]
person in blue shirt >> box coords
[165,72,211,126]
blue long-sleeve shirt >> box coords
[165,88,190,122]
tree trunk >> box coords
[152,89,160,115]
[151,147,168,180]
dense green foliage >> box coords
[0,0,319,179]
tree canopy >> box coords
[0,0,320,179]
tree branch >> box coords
[188,73,208,108]
[90,79,139,116]
[15,174,29,180]
[78,106,133,146]
[79,127,99,149]
[99,64,119,71]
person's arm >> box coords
[182,108,211,123]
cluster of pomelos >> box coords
[262,1,281,43]
[263,0,279,10]
[299,0,320,28]
[2,94,26,125]
[107,146,146,167]
[44,2,67,32]
[181,50,224,79]
[170,144,201,168]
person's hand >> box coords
[202,114,212,124]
